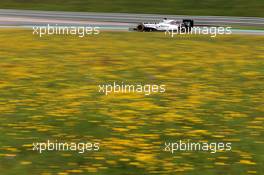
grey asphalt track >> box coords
[0,9,264,35]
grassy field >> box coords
[0,0,264,17]
[0,29,264,175]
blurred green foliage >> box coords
[0,0,264,17]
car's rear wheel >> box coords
[183,19,194,32]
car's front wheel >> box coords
[137,24,145,32]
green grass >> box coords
[0,0,264,17]
[0,29,263,175]
[232,26,264,30]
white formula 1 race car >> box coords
[136,18,194,32]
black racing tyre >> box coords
[137,23,145,32]
[183,19,194,32]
